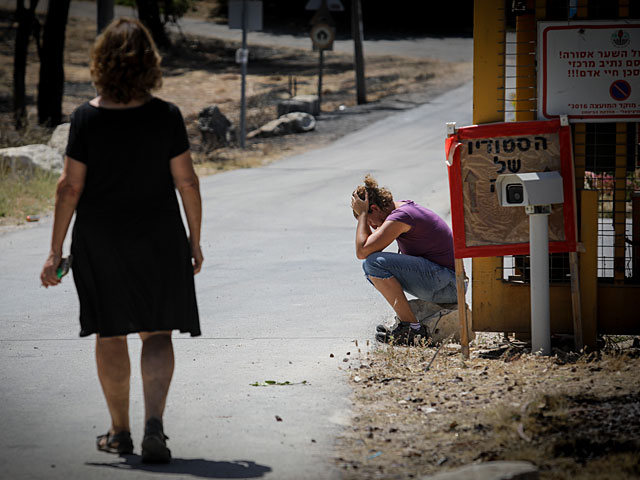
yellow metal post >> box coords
[619,0,630,18]
[577,0,588,19]
[580,190,598,351]
[515,0,536,122]
[471,0,506,344]
[535,0,545,19]
[472,0,505,125]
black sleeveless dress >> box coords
[66,98,201,337]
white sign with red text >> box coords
[538,20,640,122]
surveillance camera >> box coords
[496,171,564,207]
[506,183,525,204]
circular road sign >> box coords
[610,80,631,101]
[310,23,335,50]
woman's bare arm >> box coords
[40,156,86,287]
[170,149,203,274]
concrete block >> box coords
[421,461,538,480]
[277,95,320,117]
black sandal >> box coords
[141,417,171,463]
[96,430,134,455]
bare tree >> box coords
[13,0,40,129]
[37,0,71,126]
[136,0,170,48]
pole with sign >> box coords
[229,0,262,148]
[309,1,336,114]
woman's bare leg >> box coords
[139,331,174,422]
[96,335,131,434]
[369,276,418,323]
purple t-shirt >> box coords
[386,200,455,271]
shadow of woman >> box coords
[86,455,272,478]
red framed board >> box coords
[445,119,577,259]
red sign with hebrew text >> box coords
[445,119,577,259]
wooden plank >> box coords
[580,190,598,351]
[598,285,640,333]
[569,252,583,350]
[472,281,574,333]
[455,258,470,359]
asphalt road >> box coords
[0,80,473,479]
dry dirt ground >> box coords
[336,334,640,479]
[0,10,471,174]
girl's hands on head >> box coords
[351,190,369,217]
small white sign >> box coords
[235,48,249,64]
[305,0,344,11]
[538,20,640,122]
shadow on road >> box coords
[86,455,272,478]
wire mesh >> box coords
[581,123,639,282]
[499,0,639,285]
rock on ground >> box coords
[198,105,233,149]
[247,112,316,139]
[421,461,538,480]
[277,94,320,117]
[47,123,70,156]
[0,144,63,174]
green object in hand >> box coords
[56,256,72,279]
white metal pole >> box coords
[529,209,551,355]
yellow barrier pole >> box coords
[470,0,506,358]
[580,190,598,351]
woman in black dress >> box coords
[40,18,202,463]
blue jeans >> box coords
[362,252,457,304]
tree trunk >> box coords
[351,0,366,105]
[97,0,114,34]
[136,0,170,48]
[13,0,39,129]
[37,0,70,126]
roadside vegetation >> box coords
[337,334,640,479]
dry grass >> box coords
[0,168,57,225]
[337,334,640,479]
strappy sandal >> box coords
[141,417,171,463]
[96,430,134,455]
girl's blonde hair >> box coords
[353,174,394,217]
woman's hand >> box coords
[190,240,204,275]
[351,190,369,217]
[40,251,62,287]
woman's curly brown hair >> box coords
[90,17,162,104]
[353,174,394,218]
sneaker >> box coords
[141,417,171,464]
[375,322,430,346]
